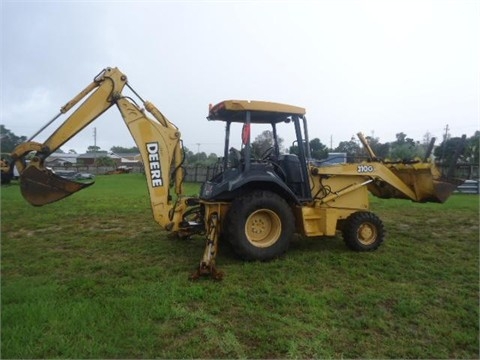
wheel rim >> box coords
[245,209,282,248]
[357,222,377,245]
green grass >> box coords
[1,174,479,358]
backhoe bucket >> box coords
[20,165,94,206]
[371,162,462,203]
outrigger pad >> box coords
[20,166,94,206]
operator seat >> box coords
[278,154,304,196]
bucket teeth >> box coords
[20,166,93,206]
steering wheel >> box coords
[260,146,275,160]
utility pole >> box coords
[441,124,449,163]
[443,124,450,141]
[93,127,97,164]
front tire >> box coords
[224,190,294,261]
[342,211,385,251]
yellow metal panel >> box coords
[313,174,370,210]
[297,206,355,237]
[298,206,324,237]
[208,100,306,123]
[319,208,340,236]
[310,161,457,203]
[219,100,305,115]
[203,202,230,225]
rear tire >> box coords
[224,190,294,261]
[342,211,385,251]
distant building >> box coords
[45,153,78,167]
[76,153,104,166]
[110,152,142,165]
[45,152,141,168]
[111,152,142,162]
[77,152,141,166]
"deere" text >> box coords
[146,142,163,187]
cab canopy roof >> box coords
[207,100,306,124]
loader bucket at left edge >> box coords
[20,165,94,206]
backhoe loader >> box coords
[1,157,13,184]
[11,67,461,279]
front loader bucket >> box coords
[430,178,463,203]
[370,162,462,203]
[393,164,462,203]
[20,165,94,206]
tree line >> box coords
[1,124,478,167]
[246,129,479,167]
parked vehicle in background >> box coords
[75,172,95,180]
[54,170,77,179]
[106,166,132,175]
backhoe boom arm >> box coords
[11,67,190,231]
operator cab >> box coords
[200,100,312,203]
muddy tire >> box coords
[224,190,294,261]
[342,212,385,251]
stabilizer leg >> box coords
[189,213,224,281]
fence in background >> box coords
[50,164,217,183]
[51,164,480,192]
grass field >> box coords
[1,174,478,359]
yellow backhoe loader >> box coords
[0,153,19,184]
[11,67,462,280]
[1,157,13,184]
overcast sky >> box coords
[1,0,479,155]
